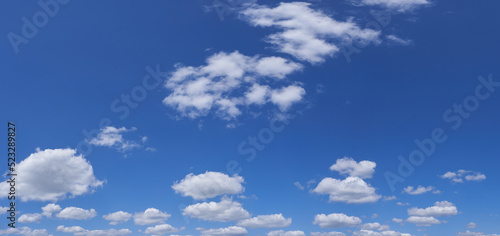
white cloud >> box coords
[89,126,141,152]
[56,207,97,220]
[392,218,403,223]
[457,231,500,236]
[396,202,409,206]
[0,148,103,202]
[172,171,244,200]
[133,208,170,226]
[467,222,478,229]
[144,224,184,235]
[356,0,430,12]
[382,196,397,201]
[183,197,250,222]
[294,182,305,190]
[329,157,376,179]
[405,216,441,226]
[313,213,362,228]
[41,203,62,217]
[352,230,412,236]
[403,185,439,195]
[441,170,486,183]
[56,225,131,236]
[361,222,390,231]
[103,211,132,225]
[310,232,346,236]
[407,201,458,217]
[197,226,248,236]
[270,85,306,111]
[0,227,50,236]
[241,2,380,63]
[237,214,291,228]
[386,35,412,45]
[313,177,381,204]
[0,206,8,215]
[164,51,304,120]
[18,213,43,223]
[267,230,306,236]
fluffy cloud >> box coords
[392,218,403,223]
[18,213,43,223]
[0,148,103,202]
[103,211,132,225]
[352,230,412,236]
[313,177,381,203]
[89,126,141,152]
[356,0,430,12]
[267,230,306,236]
[41,203,62,217]
[441,170,486,183]
[172,171,244,200]
[0,227,50,236]
[237,214,291,228]
[56,207,97,220]
[310,232,345,236]
[405,216,441,226]
[241,2,380,63]
[56,225,131,236]
[133,208,170,226]
[403,185,439,195]
[183,197,250,222]
[313,213,362,228]
[144,224,184,235]
[361,222,390,231]
[457,231,500,236]
[197,226,248,236]
[329,157,376,179]
[407,201,458,217]
[164,51,304,120]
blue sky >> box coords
[1,0,500,235]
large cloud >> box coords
[0,148,103,202]
[183,197,250,222]
[313,177,381,204]
[313,213,362,228]
[237,214,292,228]
[329,157,376,179]
[172,171,244,200]
[241,2,380,63]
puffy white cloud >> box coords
[407,201,458,217]
[0,206,8,214]
[352,230,412,236]
[0,227,50,236]
[172,171,244,200]
[405,216,441,226]
[18,213,43,223]
[164,51,304,120]
[41,203,62,217]
[197,226,248,236]
[361,222,390,231]
[310,232,345,236]
[441,170,486,183]
[103,211,132,225]
[237,214,291,228]
[403,185,439,195]
[0,148,103,202]
[56,225,132,236]
[133,208,170,226]
[313,177,381,204]
[267,230,306,236]
[356,0,430,12]
[183,197,250,222]
[89,126,141,152]
[313,213,362,228]
[329,157,376,179]
[144,224,184,235]
[241,2,380,63]
[56,207,97,220]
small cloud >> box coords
[386,35,413,45]
[441,170,486,183]
[294,182,305,190]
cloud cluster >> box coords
[89,126,143,152]
[441,170,486,183]
[403,185,440,195]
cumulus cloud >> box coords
[183,197,250,222]
[56,225,132,236]
[403,185,439,195]
[313,213,362,228]
[172,171,244,200]
[405,216,441,226]
[313,177,381,204]
[355,0,430,12]
[56,207,97,220]
[267,230,306,236]
[237,214,291,228]
[103,211,132,225]
[361,222,390,231]
[441,170,486,183]
[310,232,346,236]
[41,203,62,217]
[0,148,103,202]
[144,224,184,235]
[89,126,142,152]
[133,208,170,226]
[164,51,304,120]
[352,230,412,236]
[18,213,43,223]
[0,227,50,236]
[329,157,376,179]
[392,218,404,223]
[197,226,248,236]
[407,201,458,217]
[241,2,380,63]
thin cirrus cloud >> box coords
[172,171,245,200]
[163,51,305,120]
[183,197,251,222]
[0,148,104,202]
